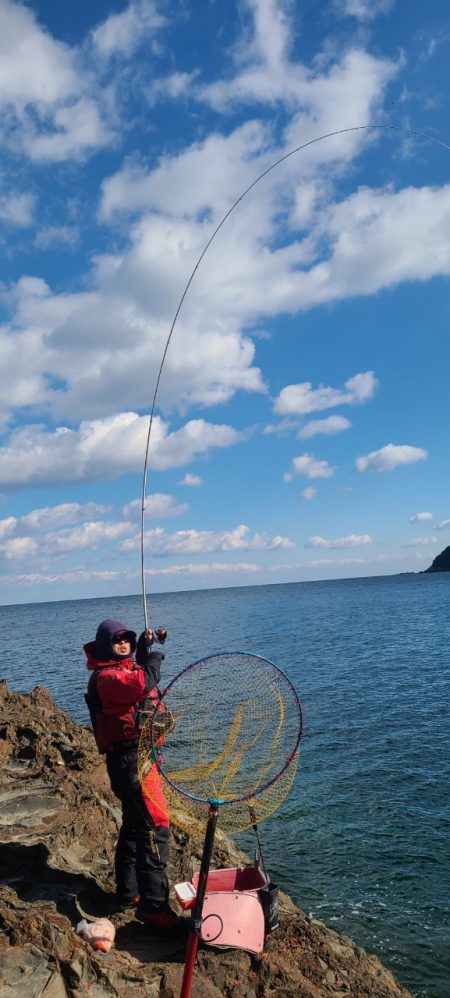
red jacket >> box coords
[84,645,160,753]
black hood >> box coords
[94,618,137,661]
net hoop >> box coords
[150,650,303,807]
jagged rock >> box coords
[424,545,450,572]
[0,681,413,998]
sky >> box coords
[1,0,450,605]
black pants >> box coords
[106,747,169,910]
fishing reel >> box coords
[150,627,167,645]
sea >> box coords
[1,573,449,998]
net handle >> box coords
[181,801,220,998]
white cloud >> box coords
[1,562,260,588]
[145,71,199,107]
[91,0,164,59]
[0,0,78,109]
[0,413,246,488]
[0,214,267,425]
[41,521,133,556]
[179,473,204,487]
[274,372,377,416]
[21,502,110,532]
[145,561,261,577]
[0,0,113,163]
[314,184,450,304]
[305,534,372,549]
[26,98,114,163]
[1,536,38,560]
[198,0,397,124]
[99,121,268,220]
[409,511,433,523]
[356,443,428,473]
[300,487,317,500]
[284,453,336,481]
[0,192,34,226]
[436,519,450,530]
[123,523,294,556]
[11,569,122,587]
[0,516,17,539]
[35,226,79,249]
[299,415,352,439]
[335,0,395,21]
[123,494,188,519]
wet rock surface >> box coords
[0,681,412,997]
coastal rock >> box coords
[424,545,450,572]
[0,681,413,998]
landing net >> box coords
[137,651,302,835]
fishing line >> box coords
[140,122,450,627]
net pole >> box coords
[180,801,220,998]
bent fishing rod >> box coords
[140,121,450,629]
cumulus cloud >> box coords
[40,521,134,556]
[299,415,352,439]
[409,511,433,523]
[0,493,191,569]
[123,523,295,556]
[197,0,396,121]
[144,71,199,107]
[0,0,113,162]
[99,121,269,221]
[123,494,188,520]
[0,517,17,539]
[274,372,377,416]
[355,443,428,473]
[91,0,164,60]
[2,536,38,560]
[179,473,204,487]
[0,191,34,226]
[0,413,246,488]
[305,534,372,549]
[335,0,395,21]
[284,453,335,481]
[300,486,317,500]
[21,502,110,532]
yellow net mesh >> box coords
[138,652,302,835]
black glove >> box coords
[136,632,164,688]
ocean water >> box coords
[1,573,449,998]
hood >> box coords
[90,618,137,662]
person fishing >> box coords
[84,617,179,930]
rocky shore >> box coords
[0,681,413,998]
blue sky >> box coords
[1,0,450,605]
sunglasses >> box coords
[113,634,130,643]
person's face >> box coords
[112,635,131,656]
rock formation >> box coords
[424,545,450,572]
[0,681,412,998]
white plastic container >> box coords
[174,881,197,910]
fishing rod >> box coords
[140,121,450,628]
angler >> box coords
[84,617,179,930]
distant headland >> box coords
[424,545,450,572]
